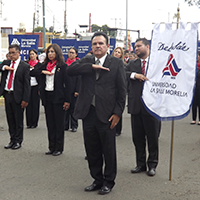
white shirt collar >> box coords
[95,53,107,66]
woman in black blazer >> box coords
[26,49,42,129]
[31,44,71,156]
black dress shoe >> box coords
[27,126,32,129]
[4,142,14,149]
[45,150,54,155]
[84,183,102,192]
[71,128,77,132]
[31,125,37,129]
[11,143,21,150]
[85,156,88,160]
[131,166,146,173]
[147,168,156,176]
[98,186,112,195]
[52,151,62,156]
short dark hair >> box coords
[135,38,150,46]
[91,31,109,45]
[9,44,21,52]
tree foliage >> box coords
[91,24,116,37]
[34,26,48,32]
[185,0,200,7]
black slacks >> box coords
[4,91,24,144]
[131,112,160,169]
[116,117,122,134]
[64,94,78,130]
[26,85,40,127]
[192,87,200,121]
[44,91,65,152]
[82,105,116,188]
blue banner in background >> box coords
[109,38,116,55]
[77,40,91,59]
[8,35,39,61]
[52,39,77,61]
[52,38,116,60]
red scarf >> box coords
[46,61,57,72]
[29,60,39,67]
[197,62,200,70]
[66,58,77,66]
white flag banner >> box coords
[142,22,198,120]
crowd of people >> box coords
[0,31,197,195]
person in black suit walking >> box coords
[126,38,161,177]
[30,44,71,156]
[67,32,126,195]
[0,44,31,150]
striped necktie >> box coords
[142,60,146,75]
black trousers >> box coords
[116,117,122,134]
[44,91,65,152]
[4,91,24,144]
[192,87,200,121]
[131,113,160,169]
[65,94,78,130]
[82,105,116,188]
[26,85,40,127]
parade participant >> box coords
[0,44,30,150]
[31,44,71,156]
[67,32,126,195]
[26,49,42,129]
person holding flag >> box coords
[126,38,161,177]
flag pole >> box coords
[169,5,180,181]
[169,120,174,180]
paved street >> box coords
[0,101,200,200]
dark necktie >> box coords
[95,59,100,79]
[7,61,15,89]
[142,60,146,75]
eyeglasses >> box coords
[68,51,75,54]
[8,51,19,55]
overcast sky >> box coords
[1,0,200,41]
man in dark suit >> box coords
[0,44,30,150]
[67,32,126,195]
[126,38,161,177]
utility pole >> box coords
[64,0,67,38]
[0,0,3,18]
[32,13,35,34]
[63,0,72,38]
[126,0,128,50]
[42,0,46,49]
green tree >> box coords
[91,24,101,32]
[185,0,200,7]
[91,24,116,37]
[34,26,48,32]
